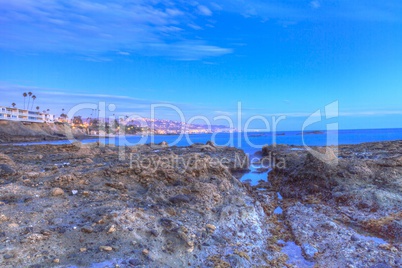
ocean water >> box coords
[17,128,402,155]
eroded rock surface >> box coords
[0,142,283,267]
[263,141,402,267]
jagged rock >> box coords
[206,141,216,147]
[158,141,168,147]
[0,164,16,176]
[169,194,191,204]
[0,153,15,166]
[302,243,318,260]
[0,143,271,267]
[267,141,402,267]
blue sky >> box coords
[1,0,402,130]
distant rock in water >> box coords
[297,130,325,135]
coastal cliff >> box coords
[0,121,87,143]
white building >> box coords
[0,106,55,123]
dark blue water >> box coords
[16,128,402,155]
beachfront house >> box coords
[0,106,56,123]
[42,112,55,123]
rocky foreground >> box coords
[262,141,402,268]
[0,141,401,268]
[0,142,291,267]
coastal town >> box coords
[0,92,236,136]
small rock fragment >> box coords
[206,224,217,233]
[99,246,113,252]
[26,172,40,178]
[3,254,14,259]
[81,226,94,234]
[51,188,64,196]
[107,225,116,234]
[169,194,191,204]
[351,234,360,241]
[84,158,94,164]
[0,214,9,222]
[129,259,141,266]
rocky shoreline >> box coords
[0,140,401,267]
[260,141,402,267]
[0,142,290,267]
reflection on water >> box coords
[240,158,270,186]
[279,240,315,268]
[240,170,269,186]
[274,207,283,214]
[356,233,387,244]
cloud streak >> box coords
[0,0,400,59]
[0,0,231,59]
[1,83,401,129]
[217,0,402,22]
[0,83,229,119]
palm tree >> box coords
[11,103,16,108]
[27,92,33,111]
[36,106,40,111]
[23,92,27,109]
[31,95,36,110]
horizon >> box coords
[1,1,402,131]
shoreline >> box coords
[3,133,402,149]
[1,122,402,145]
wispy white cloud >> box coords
[2,83,401,126]
[217,0,402,22]
[198,5,213,16]
[0,83,228,119]
[0,0,400,60]
[0,0,230,59]
[310,1,321,9]
[257,110,402,118]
